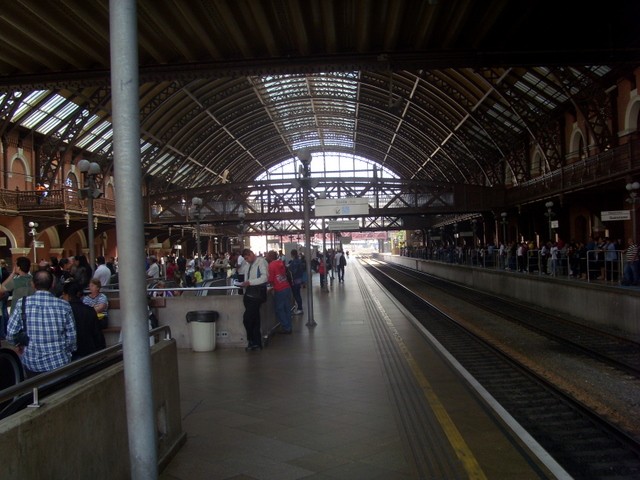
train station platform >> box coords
[160,258,563,480]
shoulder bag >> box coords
[14,296,30,347]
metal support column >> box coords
[109,1,158,478]
[298,151,316,326]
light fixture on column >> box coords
[27,221,39,264]
[500,212,508,244]
[238,209,246,249]
[77,159,102,268]
[471,219,478,246]
[545,201,554,241]
[191,197,203,264]
[64,212,70,227]
[626,181,640,243]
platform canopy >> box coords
[0,0,638,194]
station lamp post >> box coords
[238,209,245,249]
[77,159,102,269]
[500,212,508,245]
[297,149,317,326]
[545,201,554,241]
[191,197,203,264]
[27,221,38,264]
[626,181,640,243]
[471,219,478,247]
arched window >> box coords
[256,152,397,182]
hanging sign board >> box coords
[328,220,360,231]
[315,198,370,217]
[148,243,163,249]
[34,241,45,248]
[601,210,631,221]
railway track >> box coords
[361,258,640,479]
[375,259,640,378]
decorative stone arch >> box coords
[42,226,61,249]
[66,171,80,189]
[8,154,32,189]
[63,228,88,254]
[105,176,115,200]
[622,89,640,135]
[64,171,80,204]
[532,148,544,176]
[567,124,587,161]
[0,225,18,250]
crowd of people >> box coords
[400,235,639,284]
[235,247,348,351]
[0,245,352,372]
[0,254,118,378]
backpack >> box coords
[284,261,294,286]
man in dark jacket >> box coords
[62,279,105,360]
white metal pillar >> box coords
[109,1,158,478]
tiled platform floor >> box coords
[160,259,548,480]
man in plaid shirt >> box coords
[7,269,76,378]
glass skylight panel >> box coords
[21,94,71,132]
[521,72,567,105]
[253,72,358,155]
[39,95,67,113]
[11,91,49,122]
[86,129,113,152]
[148,152,173,175]
[76,121,114,152]
[73,115,104,147]
[140,141,154,153]
[39,117,65,135]
[20,110,48,129]
[588,66,611,77]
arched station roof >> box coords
[0,0,638,195]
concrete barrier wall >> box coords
[158,294,277,349]
[376,253,640,336]
[107,293,277,349]
[0,339,185,480]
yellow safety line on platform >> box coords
[369,290,488,480]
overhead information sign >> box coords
[601,210,631,221]
[328,220,360,231]
[315,198,370,217]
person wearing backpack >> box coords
[335,249,347,283]
[267,250,293,334]
[288,249,305,315]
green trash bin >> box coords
[186,311,219,352]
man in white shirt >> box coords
[146,256,160,279]
[92,256,112,287]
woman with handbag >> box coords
[82,278,109,329]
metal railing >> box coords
[0,325,172,409]
[0,187,116,216]
[402,247,633,286]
